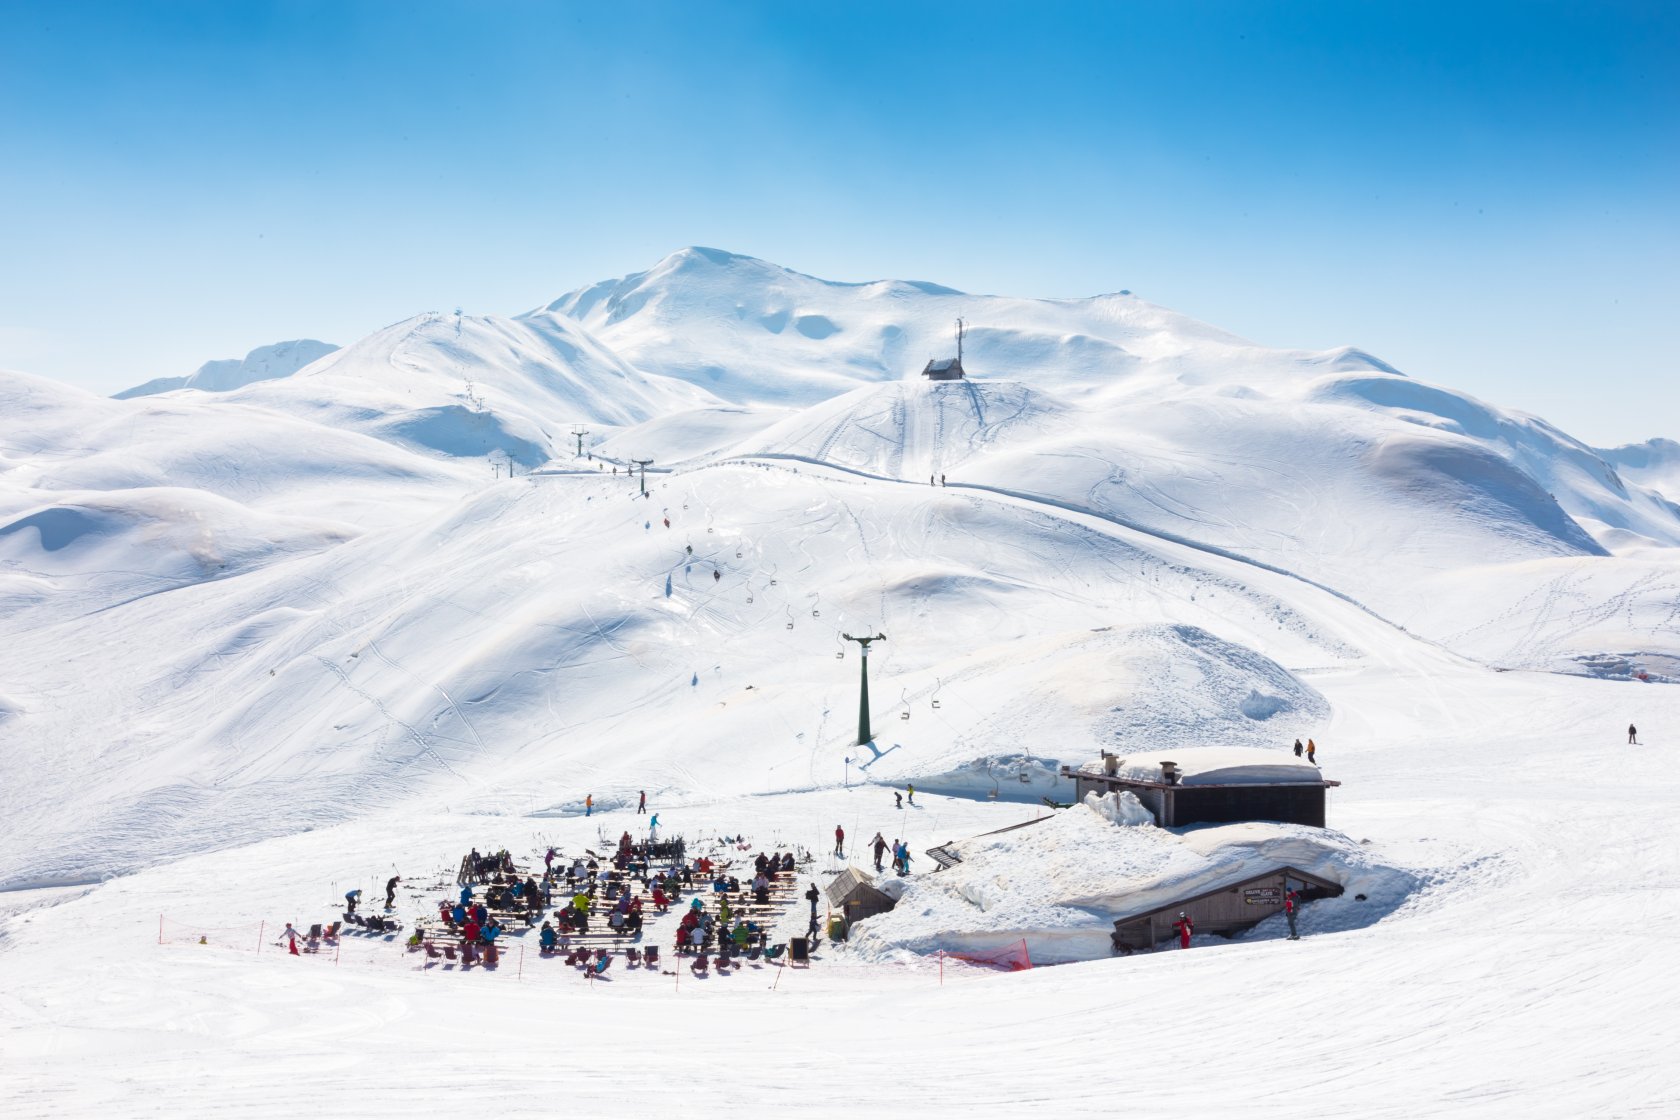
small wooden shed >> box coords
[922,357,965,380]
[1109,865,1343,952]
[824,867,896,926]
[1063,747,1339,829]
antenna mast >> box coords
[956,317,965,364]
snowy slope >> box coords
[115,338,340,398]
[4,250,1680,1116]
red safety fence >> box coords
[159,915,268,952]
[942,939,1033,972]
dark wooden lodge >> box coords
[1063,747,1340,829]
[1108,865,1344,952]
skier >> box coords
[649,813,660,838]
[1306,739,1317,765]
[894,790,903,810]
[713,570,721,583]
[344,888,361,914]
[1283,889,1300,940]
[1629,723,1638,745]
[834,825,845,858]
[638,790,647,814]
[384,875,401,909]
[585,793,593,817]
[906,782,915,806]
[1173,911,1194,949]
[871,832,889,871]
[1293,738,1303,758]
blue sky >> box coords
[1,1,1675,443]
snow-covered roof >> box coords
[1082,747,1326,786]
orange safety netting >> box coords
[944,939,1032,971]
[158,916,268,952]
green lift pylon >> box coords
[842,632,886,745]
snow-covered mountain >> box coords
[5,250,1679,1115]
[114,338,340,399]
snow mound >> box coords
[1084,789,1154,826]
[846,800,1403,964]
[1102,746,1326,786]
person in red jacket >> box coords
[462,919,482,944]
[1173,912,1193,949]
[834,825,845,858]
[1284,889,1300,940]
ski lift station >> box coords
[1061,747,1340,829]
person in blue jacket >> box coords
[450,902,467,926]
[539,923,558,951]
[459,883,473,906]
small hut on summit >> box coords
[825,867,896,927]
[922,318,968,380]
[1062,747,1339,829]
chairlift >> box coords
[835,651,844,659]
[736,551,742,558]
[900,710,910,721]
[786,622,794,630]
[746,594,754,604]
[812,609,821,617]
[931,699,941,709]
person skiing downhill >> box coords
[1283,889,1300,940]
[1173,911,1194,949]
[871,832,889,871]
[833,825,845,858]
[894,791,903,809]
[1293,738,1304,758]
[1629,724,1638,745]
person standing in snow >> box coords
[1283,889,1300,940]
[834,825,845,858]
[277,922,302,955]
[1306,740,1317,765]
[585,793,593,817]
[638,790,647,814]
[906,783,915,806]
[385,875,401,909]
[1173,911,1194,949]
[344,888,361,914]
[805,882,820,919]
[1629,724,1638,745]
[871,832,889,871]
[1293,738,1304,758]
[894,790,903,809]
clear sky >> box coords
[1,1,1675,444]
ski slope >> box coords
[3,249,1678,1117]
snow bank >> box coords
[1099,746,1327,787]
